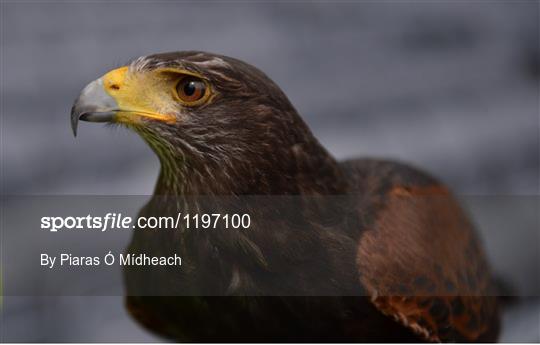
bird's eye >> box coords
[176,77,207,104]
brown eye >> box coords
[176,77,207,103]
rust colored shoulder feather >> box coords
[342,159,500,342]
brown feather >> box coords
[351,163,499,342]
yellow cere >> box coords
[101,66,177,124]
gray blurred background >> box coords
[1,0,539,342]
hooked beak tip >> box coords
[71,105,79,137]
[70,77,118,138]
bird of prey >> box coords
[71,51,499,342]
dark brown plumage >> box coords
[71,51,499,342]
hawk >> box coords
[71,51,499,342]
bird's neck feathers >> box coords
[139,122,347,196]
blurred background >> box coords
[1,0,538,342]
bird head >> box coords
[71,51,342,194]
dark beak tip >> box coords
[71,115,78,137]
[70,105,80,137]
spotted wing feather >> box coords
[343,159,499,342]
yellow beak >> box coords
[71,66,176,137]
